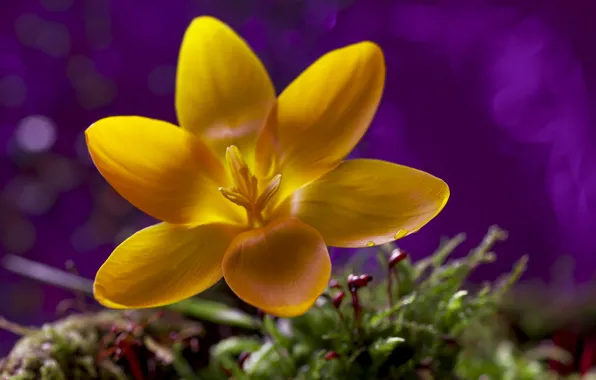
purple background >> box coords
[2,0,596,353]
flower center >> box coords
[219,145,281,228]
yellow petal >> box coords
[222,217,331,317]
[272,42,385,203]
[254,101,281,180]
[176,16,275,159]
[94,222,244,308]
[274,159,450,248]
[86,116,243,226]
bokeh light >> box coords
[15,115,56,153]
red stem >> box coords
[121,342,145,380]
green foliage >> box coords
[167,298,261,330]
[192,227,564,380]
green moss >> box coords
[195,227,571,379]
[1,312,118,379]
[0,311,205,380]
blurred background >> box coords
[2,0,596,354]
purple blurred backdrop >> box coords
[2,0,596,353]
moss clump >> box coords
[0,311,205,380]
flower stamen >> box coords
[219,145,282,227]
[255,174,281,210]
[218,187,252,209]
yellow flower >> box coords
[85,16,449,317]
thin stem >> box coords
[2,254,93,294]
[0,317,37,336]
[65,260,88,312]
[350,287,361,329]
[387,268,393,308]
[393,270,401,300]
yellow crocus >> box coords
[85,16,449,317]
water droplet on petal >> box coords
[366,241,375,247]
[394,229,408,240]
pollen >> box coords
[219,145,282,227]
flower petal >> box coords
[176,16,275,159]
[274,159,450,248]
[273,42,385,202]
[254,101,281,180]
[86,116,243,226]
[222,217,331,317]
[94,222,244,308]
